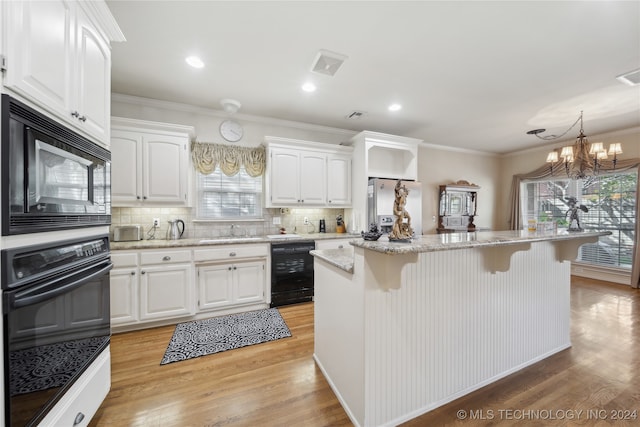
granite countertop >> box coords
[310,248,355,274]
[110,232,359,250]
[350,229,612,255]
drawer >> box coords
[140,249,192,265]
[111,252,138,268]
[314,238,354,251]
[194,243,269,262]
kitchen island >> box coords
[311,230,610,427]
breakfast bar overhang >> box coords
[311,230,610,427]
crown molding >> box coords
[111,93,358,138]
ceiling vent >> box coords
[616,68,640,86]
[345,110,367,119]
[311,49,348,76]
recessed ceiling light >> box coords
[302,82,317,93]
[388,103,402,112]
[185,56,204,69]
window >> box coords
[521,170,637,269]
[197,167,263,219]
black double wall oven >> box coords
[1,94,113,426]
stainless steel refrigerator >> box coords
[367,178,422,236]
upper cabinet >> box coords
[346,131,422,234]
[264,137,353,208]
[1,0,125,147]
[111,117,195,207]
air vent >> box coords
[616,68,640,86]
[345,110,367,119]
[311,49,348,76]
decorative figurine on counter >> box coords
[389,180,414,242]
[361,223,383,241]
[336,214,346,233]
[566,196,588,231]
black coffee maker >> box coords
[319,219,326,233]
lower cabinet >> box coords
[139,263,193,321]
[110,244,269,330]
[197,259,265,311]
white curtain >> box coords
[191,142,265,177]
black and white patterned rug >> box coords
[160,308,291,365]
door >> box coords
[327,154,351,206]
[143,136,187,203]
[139,263,193,320]
[234,260,265,304]
[110,268,138,325]
[74,5,110,143]
[197,263,233,310]
[3,0,74,118]
[299,152,326,204]
[269,148,300,205]
[110,130,143,203]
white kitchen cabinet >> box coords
[1,0,123,147]
[194,243,269,312]
[264,137,353,208]
[268,147,326,205]
[327,153,352,206]
[110,252,139,326]
[314,238,354,251]
[110,118,195,206]
[139,263,193,321]
[197,259,265,311]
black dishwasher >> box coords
[270,241,315,307]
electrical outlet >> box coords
[153,218,160,227]
[304,217,309,225]
[273,216,281,225]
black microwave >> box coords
[1,95,111,235]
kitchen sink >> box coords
[199,237,264,244]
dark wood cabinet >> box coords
[437,180,480,233]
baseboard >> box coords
[313,353,362,427]
[571,263,631,285]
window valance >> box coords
[191,142,265,177]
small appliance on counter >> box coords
[167,219,185,240]
[113,225,143,242]
[319,219,326,233]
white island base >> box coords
[312,231,605,427]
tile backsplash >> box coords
[110,207,346,239]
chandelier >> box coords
[527,111,623,179]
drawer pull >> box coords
[141,270,146,275]
[130,271,135,275]
[229,252,236,257]
[233,266,237,270]
[338,245,344,249]
[228,266,232,271]
[74,412,85,426]
[162,256,171,261]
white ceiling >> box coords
[106,1,640,154]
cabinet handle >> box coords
[162,256,171,261]
[301,199,304,202]
[338,245,343,249]
[228,266,232,271]
[136,196,141,200]
[143,196,147,200]
[229,252,236,257]
[71,111,80,118]
[79,115,86,122]
[141,270,146,275]
[130,271,135,275]
[73,412,85,426]
[233,266,237,270]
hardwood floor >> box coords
[90,277,639,426]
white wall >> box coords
[417,144,501,234]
